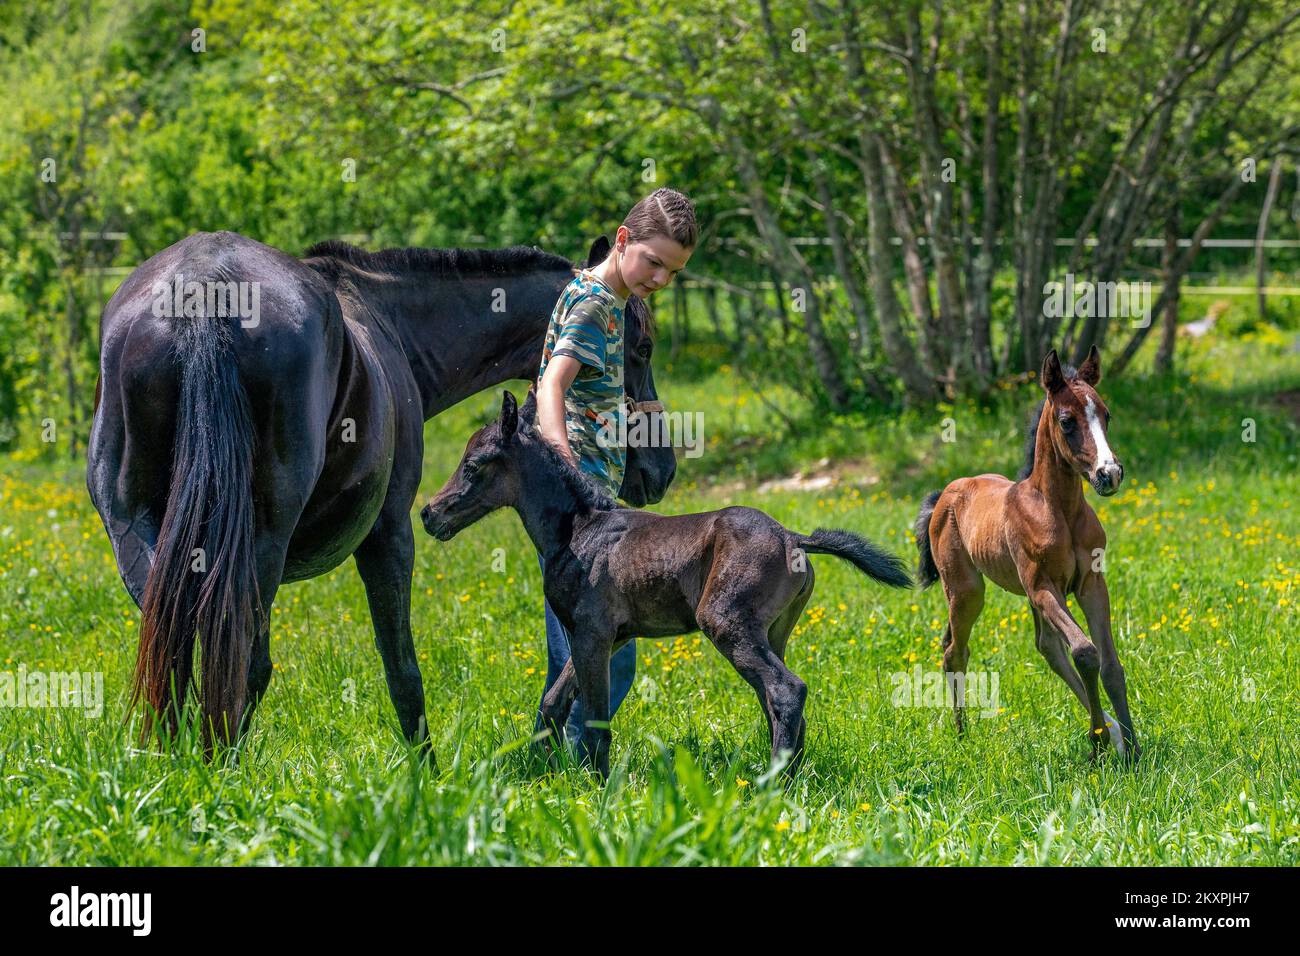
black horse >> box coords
[422,390,912,779]
[86,230,674,755]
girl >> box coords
[533,187,697,749]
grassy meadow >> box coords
[0,307,1297,865]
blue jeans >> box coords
[536,551,636,742]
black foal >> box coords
[421,390,911,778]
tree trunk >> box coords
[860,130,939,403]
[1255,155,1283,323]
[1154,211,1181,374]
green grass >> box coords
[1,321,1297,865]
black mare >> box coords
[86,231,673,755]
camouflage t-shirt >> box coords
[534,269,626,497]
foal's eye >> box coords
[463,463,479,480]
[1060,416,1076,431]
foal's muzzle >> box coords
[1091,461,1124,497]
[420,502,456,540]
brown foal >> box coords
[914,347,1138,761]
[421,390,912,778]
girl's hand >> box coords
[537,356,582,468]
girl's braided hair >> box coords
[622,187,697,248]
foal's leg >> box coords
[1076,575,1138,760]
[1032,608,1094,713]
[940,557,985,735]
[766,566,814,757]
[535,657,579,756]
[567,628,615,779]
[710,624,808,777]
[1026,582,1108,756]
[537,639,636,770]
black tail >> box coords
[130,315,260,753]
[795,528,912,588]
[913,490,942,589]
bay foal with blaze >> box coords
[915,348,1138,761]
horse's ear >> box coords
[499,390,518,438]
[585,236,611,268]
[1041,350,1068,393]
[1077,344,1102,386]
[520,385,538,424]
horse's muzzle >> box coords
[420,502,454,540]
[1092,461,1124,496]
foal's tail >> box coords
[131,315,260,753]
[913,490,943,590]
[793,529,912,588]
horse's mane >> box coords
[626,289,657,345]
[518,423,619,514]
[303,240,574,279]
[511,389,617,512]
[1017,360,1079,481]
[306,238,659,345]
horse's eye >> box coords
[1060,416,1076,431]
[463,463,479,481]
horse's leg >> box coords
[98,511,159,610]
[1026,582,1108,756]
[566,625,614,779]
[237,623,273,743]
[708,622,808,777]
[940,558,985,735]
[236,537,292,745]
[536,657,576,745]
[1032,607,1093,712]
[354,511,431,758]
[536,638,633,763]
[1076,575,1138,761]
[766,565,814,757]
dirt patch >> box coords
[710,457,882,495]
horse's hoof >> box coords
[1100,711,1127,757]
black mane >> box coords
[518,424,618,514]
[303,240,574,279]
[1017,360,1078,480]
[305,238,659,345]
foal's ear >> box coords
[498,390,518,438]
[1040,350,1068,393]
[1077,344,1102,386]
[520,385,538,423]
[585,236,611,268]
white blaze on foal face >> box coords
[1080,392,1123,495]
[1084,396,1115,471]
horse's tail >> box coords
[131,315,260,753]
[913,490,943,590]
[793,528,912,589]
